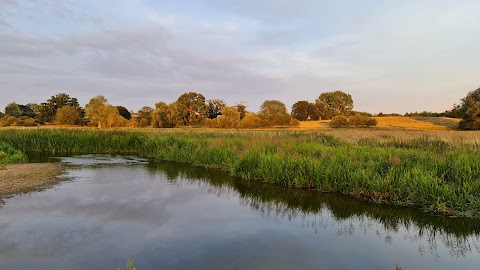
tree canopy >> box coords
[258,100,291,126]
[291,100,319,121]
[85,95,119,128]
[176,92,207,126]
[316,91,353,119]
[457,87,480,130]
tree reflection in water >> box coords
[147,160,480,260]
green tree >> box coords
[176,92,207,126]
[5,102,22,118]
[457,87,480,130]
[137,106,154,127]
[217,106,240,128]
[258,100,291,127]
[152,102,173,128]
[37,93,82,123]
[316,91,354,118]
[206,99,226,119]
[291,101,319,121]
[85,95,119,128]
[116,106,131,120]
[54,105,81,125]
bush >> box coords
[329,115,349,128]
[204,118,218,128]
[348,114,377,127]
[239,113,261,129]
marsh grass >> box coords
[0,141,27,164]
[1,128,479,218]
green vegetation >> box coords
[1,129,480,218]
[117,259,136,270]
[0,142,27,165]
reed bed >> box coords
[0,128,479,218]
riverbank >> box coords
[0,163,63,199]
[0,128,479,218]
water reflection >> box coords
[0,155,478,270]
[147,160,480,260]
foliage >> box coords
[85,95,120,128]
[176,92,207,126]
[291,100,319,121]
[349,114,377,127]
[258,100,291,127]
[235,104,247,119]
[116,106,131,120]
[152,102,172,128]
[316,91,354,118]
[5,102,22,118]
[2,129,480,218]
[206,99,226,119]
[315,101,333,120]
[239,113,260,128]
[329,115,349,127]
[54,105,82,125]
[217,106,240,128]
[0,142,27,164]
[457,87,480,130]
[137,106,154,127]
[117,259,136,270]
[37,93,82,123]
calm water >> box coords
[0,155,479,269]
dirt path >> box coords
[0,163,63,198]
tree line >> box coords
[0,90,364,129]
[1,87,479,129]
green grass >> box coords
[0,141,27,164]
[0,128,479,218]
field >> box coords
[0,127,479,218]
[294,116,461,131]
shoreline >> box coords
[0,163,63,199]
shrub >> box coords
[239,113,261,129]
[329,115,349,128]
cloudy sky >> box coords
[0,0,479,113]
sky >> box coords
[0,0,479,114]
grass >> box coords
[0,141,27,164]
[0,128,479,218]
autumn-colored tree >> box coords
[316,91,353,119]
[235,104,247,119]
[54,105,81,125]
[258,100,291,127]
[37,93,82,123]
[206,99,226,119]
[85,95,119,128]
[176,92,207,126]
[217,106,240,128]
[291,101,319,121]
[239,112,261,128]
[457,87,480,130]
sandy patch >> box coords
[0,163,63,198]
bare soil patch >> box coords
[0,163,63,199]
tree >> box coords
[116,106,131,120]
[37,93,82,123]
[329,115,349,128]
[217,106,240,128]
[291,101,319,121]
[235,104,247,119]
[239,112,261,128]
[176,92,207,126]
[258,100,291,127]
[5,102,22,117]
[206,99,226,119]
[457,87,480,130]
[316,91,354,119]
[137,106,154,127]
[54,105,81,125]
[152,102,173,128]
[85,95,119,128]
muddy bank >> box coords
[0,163,63,199]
